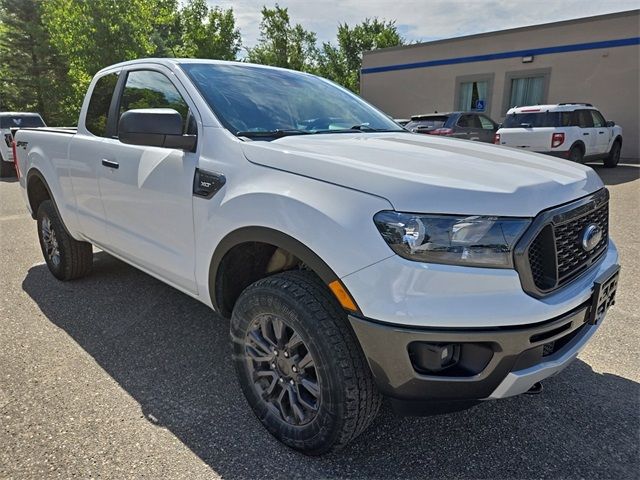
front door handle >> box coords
[583,132,590,136]
[102,159,119,169]
[598,131,605,134]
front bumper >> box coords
[349,263,619,413]
[341,240,618,328]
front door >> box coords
[98,68,199,293]
[576,109,597,157]
[478,115,498,143]
[590,110,610,155]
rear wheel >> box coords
[604,141,621,168]
[36,200,93,280]
[568,145,584,163]
[231,270,381,455]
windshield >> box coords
[0,115,45,129]
[180,63,402,137]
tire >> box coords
[568,145,584,163]
[0,159,15,177]
[36,200,93,280]
[231,270,381,455]
[604,141,621,168]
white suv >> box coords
[495,104,623,168]
[0,112,46,176]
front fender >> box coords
[193,166,394,308]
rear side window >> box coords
[0,115,45,129]
[119,70,191,134]
[85,72,119,137]
[457,114,482,128]
[577,110,594,128]
[559,112,578,127]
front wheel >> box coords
[231,270,381,455]
[604,141,621,168]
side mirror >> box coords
[605,120,615,127]
[118,108,196,151]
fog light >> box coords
[409,342,460,373]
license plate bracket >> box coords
[587,264,620,325]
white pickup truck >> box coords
[15,59,620,455]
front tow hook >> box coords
[524,382,544,395]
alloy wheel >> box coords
[244,314,321,426]
[41,216,61,267]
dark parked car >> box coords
[405,112,499,143]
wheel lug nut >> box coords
[273,350,279,356]
[289,379,295,385]
[284,352,289,358]
[279,377,284,383]
[271,363,276,369]
[292,366,298,372]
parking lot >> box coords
[1,163,638,479]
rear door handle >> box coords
[583,132,590,136]
[598,131,605,134]
[102,159,119,169]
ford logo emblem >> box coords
[582,224,602,252]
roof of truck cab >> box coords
[96,58,310,75]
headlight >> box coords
[373,211,531,268]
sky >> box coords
[210,0,639,50]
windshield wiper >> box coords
[349,124,405,132]
[236,129,311,139]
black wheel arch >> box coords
[569,141,586,154]
[26,168,56,220]
[209,226,341,316]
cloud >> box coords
[209,0,638,49]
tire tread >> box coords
[234,270,381,454]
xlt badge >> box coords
[193,169,226,199]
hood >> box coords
[241,132,604,217]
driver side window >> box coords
[119,70,195,135]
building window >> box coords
[454,74,494,114]
[459,80,488,111]
[509,76,545,107]
[502,68,551,114]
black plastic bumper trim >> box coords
[348,302,591,405]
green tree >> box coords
[149,0,183,57]
[41,0,164,118]
[180,0,241,60]
[318,19,404,93]
[0,0,71,124]
[247,4,317,72]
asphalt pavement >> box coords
[1,163,638,479]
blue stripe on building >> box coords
[361,37,640,75]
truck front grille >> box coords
[516,189,609,297]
